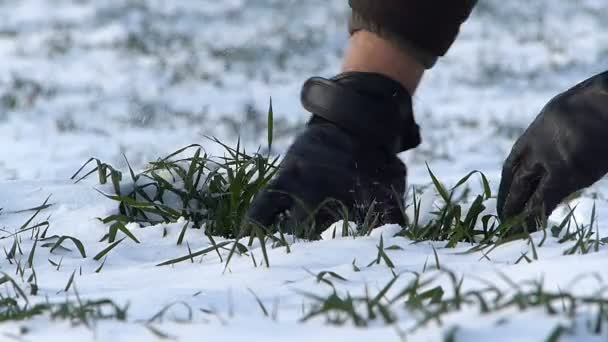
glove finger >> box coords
[247,178,296,229]
[498,161,545,223]
[496,173,512,221]
[497,152,521,220]
[279,199,338,238]
[521,172,576,231]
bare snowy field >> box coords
[1,1,608,341]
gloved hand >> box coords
[497,71,608,231]
[247,72,421,234]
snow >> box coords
[0,0,608,341]
[0,179,607,341]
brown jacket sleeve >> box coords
[349,0,477,68]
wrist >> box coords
[342,30,425,95]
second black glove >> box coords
[498,71,608,231]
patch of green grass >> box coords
[0,297,128,327]
[553,204,608,255]
[0,273,127,326]
[301,270,608,339]
[70,103,284,267]
[73,142,279,240]
[399,167,499,247]
[397,168,606,261]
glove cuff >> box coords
[300,72,421,154]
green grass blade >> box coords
[94,238,126,261]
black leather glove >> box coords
[497,71,608,231]
[247,72,421,234]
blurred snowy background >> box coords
[0,0,607,184]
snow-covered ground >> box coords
[1,1,608,341]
